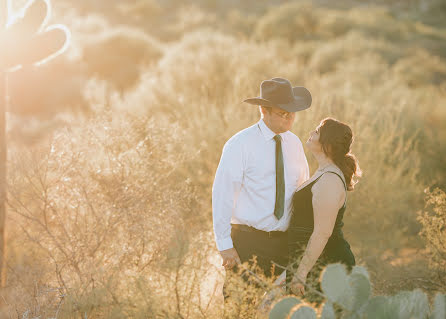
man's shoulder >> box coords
[284,131,304,146]
[225,123,259,147]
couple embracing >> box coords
[212,78,361,302]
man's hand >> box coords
[219,248,241,270]
[290,274,306,296]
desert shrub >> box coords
[417,86,446,186]
[418,188,446,282]
[307,31,400,74]
[254,3,331,43]
[5,106,219,318]
[223,259,277,319]
[392,49,446,87]
[254,2,446,64]
[346,7,415,42]
[254,3,415,44]
[8,58,89,116]
[82,27,164,91]
[164,5,218,40]
[121,30,308,189]
[407,0,446,28]
[115,0,164,20]
[56,0,164,20]
[224,9,257,38]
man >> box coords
[212,77,312,297]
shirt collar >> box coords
[258,119,287,142]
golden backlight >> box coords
[0,0,70,71]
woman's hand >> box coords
[290,274,306,296]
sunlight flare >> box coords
[0,0,70,71]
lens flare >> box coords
[0,0,71,71]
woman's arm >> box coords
[292,173,345,288]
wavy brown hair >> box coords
[318,118,362,191]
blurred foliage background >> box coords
[2,0,446,317]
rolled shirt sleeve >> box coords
[212,140,244,251]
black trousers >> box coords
[223,225,288,300]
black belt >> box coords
[231,224,287,238]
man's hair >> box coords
[259,105,270,118]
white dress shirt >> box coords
[212,119,310,251]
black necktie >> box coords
[273,135,285,220]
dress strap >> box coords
[313,171,347,206]
[324,171,347,190]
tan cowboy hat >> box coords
[244,77,312,112]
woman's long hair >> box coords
[318,118,362,191]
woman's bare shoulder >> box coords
[311,169,346,199]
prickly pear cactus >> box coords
[364,296,389,318]
[269,296,301,319]
[391,290,429,319]
[267,263,444,319]
[289,304,317,319]
[364,289,430,319]
[320,302,336,319]
[320,264,371,312]
[431,293,446,319]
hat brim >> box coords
[243,86,312,112]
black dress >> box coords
[287,171,355,280]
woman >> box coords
[287,117,361,296]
